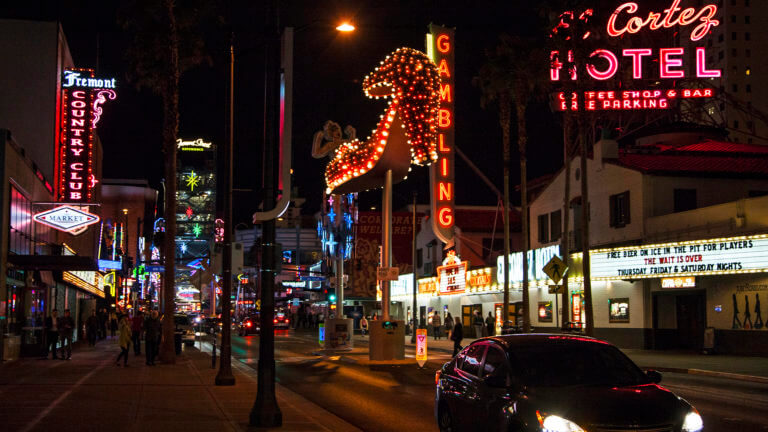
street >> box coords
[229,330,768,432]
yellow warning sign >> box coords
[542,256,567,285]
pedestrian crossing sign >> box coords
[543,256,567,285]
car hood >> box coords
[525,382,690,428]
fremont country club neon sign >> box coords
[59,68,116,202]
[551,0,720,111]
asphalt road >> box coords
[230,330,768,432]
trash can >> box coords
[174,331,183,355]
[703,327,715,354]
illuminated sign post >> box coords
[59,68,116,202]
[427,25,455,245]
[416,328,428,368]
[550,1,720,111]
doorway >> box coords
[652,291,706,350]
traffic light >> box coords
[327,288,336,303]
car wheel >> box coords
[437,404,455,432]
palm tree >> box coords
[119,0,214,362]
[475,34,547,332]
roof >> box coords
[454,208,521,232]
[612,140,768,177]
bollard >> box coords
[211,337,217,369]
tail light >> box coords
[273,319,277,323]
[435,370,442,386]
[285,319,289,324]
[246,321,252,327]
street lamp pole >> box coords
[215,35,235,386]
[411,190,417,343]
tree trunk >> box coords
[500,94,511,331]
[159,0,180,364]
[579,120,594,336]
[561,115,571,329]
[517,101,530,333]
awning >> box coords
[7,255,98,271]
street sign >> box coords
[416,328,428,368]
[33,205,100,233]
[548,285,564,295]
[377,267,399,281]
[542,255,567,284]
[300,275,325,282]
[145,265,165,273]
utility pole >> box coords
[411,190,417,344]
[216,37,235,386]
[250,0,282,425]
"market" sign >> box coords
[33,205,100,233]
[591,235,768,280]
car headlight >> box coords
[537,411,585,432]
[682,410,703,432]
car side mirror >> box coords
[646,369,662,384]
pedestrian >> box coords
[131,310,144,356]
[98,308,108,340]
[115,315,131,367]
[486,311,496,336]
[86,310,99,346]
[58,309,75,360]
[444,312,454,340]
[473,310,484,339]
[360,315,369,336]
[144,310,160,366]
[432,311,442,340]
[450,320,464,356]
[43,309,59,360]
[109,312,118,338]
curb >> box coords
[643,366,768,384]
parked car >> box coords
[174,314,195,346]
[238,315,260,336]
[435,334,703,432]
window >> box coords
[745,16,751,24]
[482,346,507,378]
[550,210,562,242]
[734,120,740,129]
[674,189,697,212]
[732,31,737,40]
[609,191,631,228]
[733,84,738,92]
[718,34,724,43]
[538,302,553,323]
[732,48,738,57]
[746,49,751,58]
[482,237,505,260]
[538,214,549,243]
[460,343,486,377]
[745,32,751,41]
[416,248,423,268]
[9,185,33,255]
[609,298,630,323]
[718,50,724,60]
[747,121,754,130]
[746,84,752,93]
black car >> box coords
[238,315,260,336]
[435,334,703,432]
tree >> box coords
[119,0,215,363]
[475,34,548,332]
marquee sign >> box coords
[550,0,719,111]
[436,251,466,295]
[59,68,116,202]
[34,205,100,233]
[497,245,561,285]
[427,24,455,245]
[590,234,768,280]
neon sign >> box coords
[427,24,455,244]
[549,1,719,111]
[33,205,100,233]
[607,0,719,42]
[59,68,116,202]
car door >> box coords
[479,342,515,431]
[452,342,488,430]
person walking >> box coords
[485,311,496,337]
[472,310,484,339]
[43,309,59,360]
[86,310,99,346]
[98,308,108,340]
[144,310,160,366]
[450,320,464,356]
[432,311,442,340]
[444,312,454,340]
[57,309,75,360]
[109,312,118,338]
[130,311,144,356]
[115,315,132,367]
[360,315,369,336]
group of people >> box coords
[43,309,75,360]
[291,307,324,329]
[358,314,379,335]
[114,309,162,367]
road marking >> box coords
[19,360,108,432]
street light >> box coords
[336,22,355,32]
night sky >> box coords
[1,1,565,225]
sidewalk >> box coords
[0,337,360,432]
[351,332,768,383]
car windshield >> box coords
[174,316,190,326]
[510,339,649,387]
